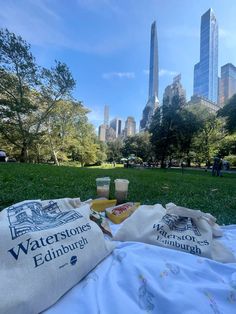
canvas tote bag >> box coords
[0,198,115,314]
[114,203,235,263]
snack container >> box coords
[91,199,117,212]
[105,202,140,224]
[96,177,111,198]
[114,179,129,204]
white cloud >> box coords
[102,72,135,79]
[144,69,177,77]
[0,1,127,55]
[32,0,61,20]
[0,1,63,46]
[159,69,178,77]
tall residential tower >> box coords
[193,8,218,103]
[110,118,122,138]
[140,21,159,131]
[104,105,109,126]
[219,63,236,107]
[98,105,110,142]
[124,117,136,138]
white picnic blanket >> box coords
[44,224,236,314]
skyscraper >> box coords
[193,8,218,103]
[98,124,106,142]
[219,63,236,107]
[110,118,122,138]
[140,21,159,131]
[98,105,109,142]
[163,74,186,104]
[104,105,109,126]
[124,117,136,138]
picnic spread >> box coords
[0,191,236,313]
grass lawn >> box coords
[0,163,236,225]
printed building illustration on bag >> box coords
[7,201,82,240]
[162,214,201,236]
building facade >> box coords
[163,74,186,104]
[219,63,236,107]
[188,95,219,113]
[98,124,106,142]
[193,8,218,104]
[110,118,122,138]
[140,21,159,131]
[98,105,110,142]
[104,105,109,126]
[124,116,136,138]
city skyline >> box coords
[98,103,136,141]
[1,1,236,129]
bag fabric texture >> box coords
[0,198,115,314]
[114,203,235,263]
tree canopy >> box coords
[0,29,75,162]
[0,28,100,166]
[218,94,236,133]
[122,132,152,162]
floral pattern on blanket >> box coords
[138,275,155,313]
[204,292,221,314]
[159,262,180,278]
[44,226,236,314]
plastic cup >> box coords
[96,177,111,198]
[114,179,129,204]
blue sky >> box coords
[1,0,236,131]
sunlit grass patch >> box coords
[0,164,235,225]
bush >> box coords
[225,155,236,167]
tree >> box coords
[42,100,89,165]
[191,106,226,165]
[0,29,75,162]
[175,107,204,166]
[121,132,152,161]
[217,134,236,157]
[106,139,123,162]
[70,117,99,166]
[95,141,107,165]
[150,95,185,167]
[218,94,236,133]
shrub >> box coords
[225,155,236,167]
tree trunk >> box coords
[20,144,29,163]
[160,156,166,168]
[186,156,191,167]
[36,145,40,164]
[48,134,59,166]
[52,149,59,166]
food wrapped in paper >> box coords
[105,202,140,224]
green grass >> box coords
[0,163,236,225]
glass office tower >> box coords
[193,8,218,103]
